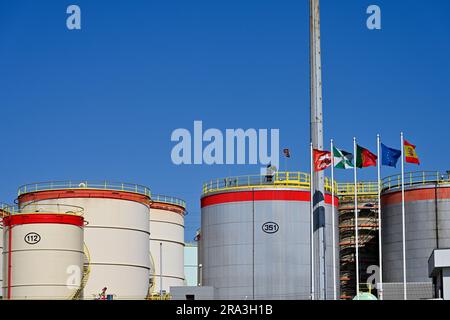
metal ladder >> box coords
[69,243,91,300]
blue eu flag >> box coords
[381,143,401,167]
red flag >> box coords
[313,149,332,171]
[404,139,420,164]
[356,145,377,168]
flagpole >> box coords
[310,142,315,300]
[330,139,337,300]
[400,132,407,300]
[377,134,383,300]
[353,137,360,298]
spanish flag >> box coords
[404,139,420,164]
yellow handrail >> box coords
[382,171,450,191]
[202,172,334,195]
[201,172,378,197]
[336,182,378,196]
[202,171,450,197]
[69,243,91,300]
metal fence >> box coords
[202,171,378,197]
[202,172,326,195]
[382,171,450,192]
[18,180,151,197]
[1,203,85,217]
[151,194,186,208]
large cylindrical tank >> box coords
[0,204,8,298]
[17,181,151,299]
[149,195,186,294]
[381,172,450,283]
[2,204,84,299]
[200,172,339,300]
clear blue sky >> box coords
[1,1,449,241]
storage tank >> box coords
[381,171,450,284]
[2,204,85,299]
[0,203,9,298]
[200,172,339,300]
[17,181,151,299]
[149,194,186,294]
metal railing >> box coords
[336,182,379,197]
[202,171,379,197]
[202,172,324,195]
[2,203,85,217]
[70,243,91,300]
[18,180,151,198]
[382,171,450,192]
[151,194,186,208]
[0,203,11,218]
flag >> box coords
[356,144,377,168]
[333,146,354,169]
[313,149,332,171]
[283,148,291,158]
[404,139,420,164]
[381,143,401,167]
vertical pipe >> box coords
[435,182,439,249]
[377,134,383,300]
[400,132,407,300]
[252,187,255,300]
[330,139,337,300]
[310,142,315,300]
[159,242,163,297]
[198,264,203,286]
[7,224,12,300]
[353,137,360,298]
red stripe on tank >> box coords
[382,187,450,205]
[201,190,338,208]
[2,214,84,227]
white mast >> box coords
[377,134,384,300]
[331,139,337,300]
[310,142,315,300]
[400,132,407,300]
[353,137,360,298]
[310,0,326,300]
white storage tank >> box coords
[2,204,85,299]
[0,203,8,298]
[17,181,152,300]
[149,194,186,294]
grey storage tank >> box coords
[381,171,450,284]
[200,172,339,300]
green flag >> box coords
[333,146,354,169]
